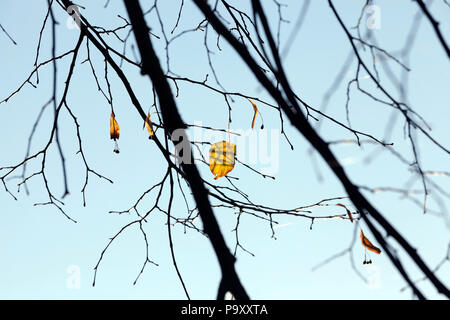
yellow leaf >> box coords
[360,230,381,254]
[209,141,236,180]
[248,99,258,129]
[145,112,154,136]
[110,111,120,154]
[110,111,120,140]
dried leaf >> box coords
[110,111,120,154]
[336,203,354,223]
[360,230,381,254]
[248,99,258,129]
[110,111,120,140]
[209,141,236,180]
[145,112,154,136]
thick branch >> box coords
[122,0,250,301]
[192,0,450,299]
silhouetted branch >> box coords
[415,0,450,59]
[191,0,450,299]
[123,0,250,300]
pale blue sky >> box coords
[0,0,449,299]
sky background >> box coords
[0,0,449,299]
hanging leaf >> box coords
[145,112,154,136]
[336,203,354,223]
[248,99,258,129]
[110,111,120,154]
[209,141,236,180]
[360,230,381,254]
[110,111,120,140]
